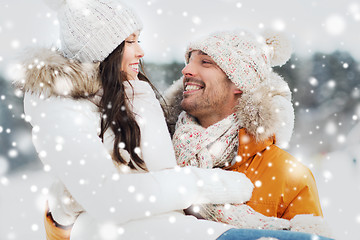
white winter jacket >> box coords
[17,49,254,239]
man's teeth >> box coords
[185,85,202,91]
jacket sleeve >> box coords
[282,168,323,219]
[24,93,200,224]
[125,80,177,171]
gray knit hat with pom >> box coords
[44,0,143,63]
[185,29,292,93]
[185,29,294,147]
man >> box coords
[166,30,323,224]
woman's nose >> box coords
[136,44,144,59]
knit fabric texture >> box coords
[173,112,292,231]
[185,30,292,93]
[173,111,240,169]
[47,0,143,63]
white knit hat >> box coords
[44,0,143,63]
[185,30,292,93]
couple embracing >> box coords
[16,0,332,239]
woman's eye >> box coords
[126,40,141,44]
[202,60,212,64]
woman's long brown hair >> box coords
[98,42,163,170]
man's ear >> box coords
[234,89,243,95]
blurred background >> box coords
[0,0,359,239]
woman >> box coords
[18,0,252,239]
[16,0,333,239]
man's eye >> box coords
[126,41,135,44]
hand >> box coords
[189,167,254,204]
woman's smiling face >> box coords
[121,31,144,80]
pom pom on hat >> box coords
[43,0,66,11]
[263,30,292,67]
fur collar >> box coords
[164,75,294,148]
[14,48,101,99]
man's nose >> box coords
[182,62,195,77]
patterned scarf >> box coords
[173,111,240,169]
[173,112,293,231]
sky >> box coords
[1,0,360,80]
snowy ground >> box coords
[1,151,359,240]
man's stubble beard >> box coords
[181,89,227,120]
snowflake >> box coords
[118,142,125,149]
[99,222,118,240]
[149,195,156,203]
[11,40,20,49]
[135,193,144,202]
[156,8,163,15]
[128,185,135,193]
[325,14,346,35]
[309,77,318,86]
[325,121,337,135]
[272,19,286,31]
[31,224,39,232]
[8,149,18,158]
[30,185,38,193]
[207,228,215,235]
[337,134,346,143]
[192,16,202,25]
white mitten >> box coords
[190,167,254,204]
[198,203,291,230]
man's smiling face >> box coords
[181,50,241,127]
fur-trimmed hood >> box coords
[13,48,101,99]
[164,74,294,148]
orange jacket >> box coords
[228,129,323,220]
[44,203,71,240]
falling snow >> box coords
[1,0,360,239]
[325,15,346,35]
